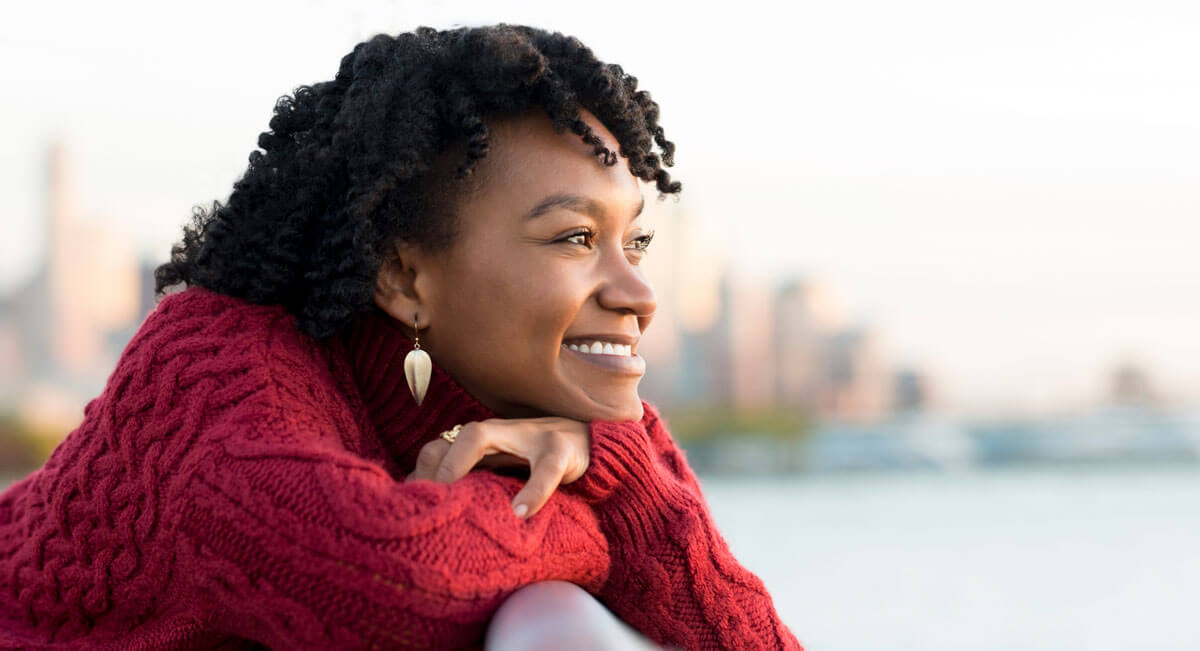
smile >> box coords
[560,341,645,375]
[563,340,633,357]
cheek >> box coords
[528,284,584,353]
[437,253,585,385]
[487,269,583,358]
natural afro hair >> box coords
[154,24,681,339]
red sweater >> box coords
[0,287,801,649]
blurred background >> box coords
[2,1,1198,649]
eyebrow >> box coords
[523,193,646,222]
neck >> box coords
[341,306,496,471]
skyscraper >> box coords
[0,143,142,429]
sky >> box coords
[2,0,1198,414]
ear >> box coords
[373,241,437,332]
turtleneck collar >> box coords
[338,306,497,472]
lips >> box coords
[560,340,645,376]
[564,340,633,357]
[562,333,638,352]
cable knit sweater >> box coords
[0,286,801,649]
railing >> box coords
[485,581,660,650]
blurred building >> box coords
[724,272,775,408]
[821,327,893,422]
[0,143,155,431]
[674,271,773,408]
[630,194,914,424]
[638,233,906,423]
[772,279,844,412]
[893,367,932,414]
[1109,362,1157,407]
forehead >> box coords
[462,109,643,215]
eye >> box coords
[627,230,655,252]
[561,228,595,248]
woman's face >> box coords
[378,108,657,422]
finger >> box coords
[433,422,490,484]
[511,451,568,519]
[409,439,451,482]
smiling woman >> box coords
[0,24,801,650]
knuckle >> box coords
[541,452,569,474]
[417,443,443,467]
[543,428,568,450]
[458,422,484,446]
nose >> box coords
[595,250,657,321]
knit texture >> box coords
[0,287,801,649]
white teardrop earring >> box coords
[403,313,432,407]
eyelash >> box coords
[562,228,656,252]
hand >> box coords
[407,417,590,519]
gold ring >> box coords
[440,424,464,444]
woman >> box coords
[0,25,801,649]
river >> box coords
[701,465,1200,651]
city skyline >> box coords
[0,142,912,429]
[1,141,1180,427]
[3,0,1198,412]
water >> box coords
[701,466,1200,651]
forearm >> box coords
[178,442,610,649]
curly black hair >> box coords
[154,24,681,339]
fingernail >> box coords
[513,503,528,518]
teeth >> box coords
[562,340,634,357]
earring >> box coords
[403,312,432,406]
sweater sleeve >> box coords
[569,403,803,650]
[176,405,612,649]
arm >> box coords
[569,402,803,650]
[176,408,612,649]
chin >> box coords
[577,395,643,423]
